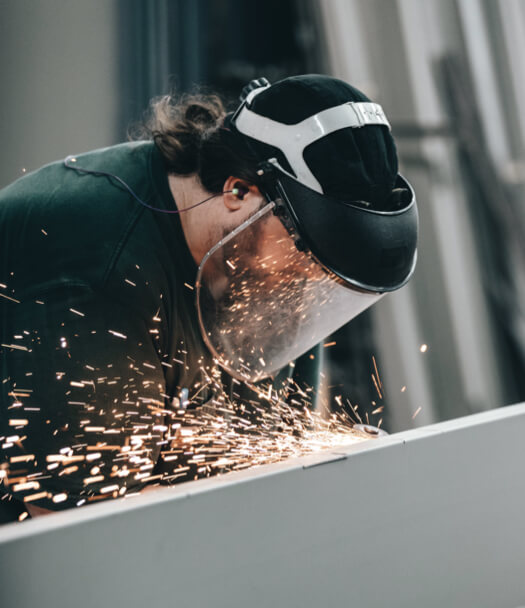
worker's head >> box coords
[147,75,418,381]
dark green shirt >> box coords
[0,141,320,515]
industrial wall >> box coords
[0,1,122,187]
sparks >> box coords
[1,343,28,351]
[412,406,422,420]
[0,293,21,304]
[8,419,28,426]
[69,308,85,317]
[108,330,127,339]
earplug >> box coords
[231,185,249,200]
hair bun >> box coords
[143,93,225,175]
[184,101,220,129]
[135,90,259,193]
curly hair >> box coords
[136,92,260,194]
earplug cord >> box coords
[63,155,240,215]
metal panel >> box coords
[1,403,525,608]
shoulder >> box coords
[0,141,154,207]
[0,142,160,298]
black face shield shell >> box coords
[269,170,418,292]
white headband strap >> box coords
[235,101,391,193]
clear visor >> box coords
[196,203,383,382]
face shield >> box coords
[195,200,383,383]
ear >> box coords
[222,176,260,211]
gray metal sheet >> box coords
[1,403,525,608]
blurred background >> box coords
[2,0,525,432]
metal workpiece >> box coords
[2,404,525,608]
[353,423,389,438]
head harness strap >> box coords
[234,101,391,193]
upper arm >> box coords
[1,283,167,511]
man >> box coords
[0,74,418,521]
